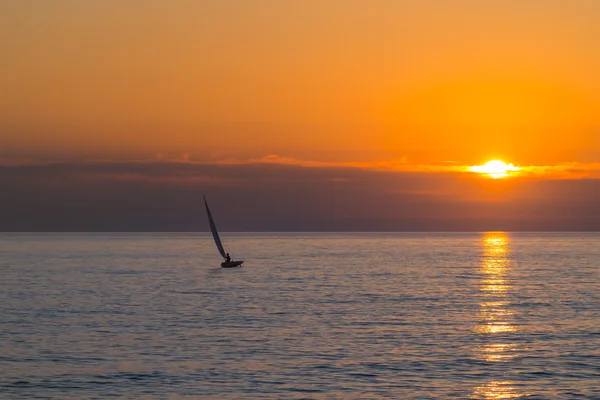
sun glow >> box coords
[469,160,520,179]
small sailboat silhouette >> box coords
[204,196,244,268]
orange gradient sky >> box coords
[2,0,600,165]
[2,1,600,231]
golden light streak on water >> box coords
[476,344,517,362]
[473,381,528,399]
[474,232,522,398]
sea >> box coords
[1,232,600,399]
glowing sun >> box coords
[469,160,520,179]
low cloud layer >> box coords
[2,158,600,231]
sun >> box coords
[469,160,520,179]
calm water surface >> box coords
[1,232,600,399]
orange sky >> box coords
[4,2,600,232]
[2,0,600,167]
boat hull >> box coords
[221,260,244,268]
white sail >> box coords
[203,196,227,259]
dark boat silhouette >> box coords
[203,196,244,268]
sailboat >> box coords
[203,196,244,268]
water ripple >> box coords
[1,232,600,398]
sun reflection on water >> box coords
[473,232,523,399]
[473,381,524,399]
[477,343,517,362]
[477,232,515,335]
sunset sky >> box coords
[2,1,600,231]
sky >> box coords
[2,1,600,231]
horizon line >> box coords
[2,231,600,234]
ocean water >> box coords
[1,232,600,399]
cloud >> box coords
[219,155,600,179]
[2,158,600,231]
[219,154,471,173]
[4,153,600,178]
[517,162,600,179]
